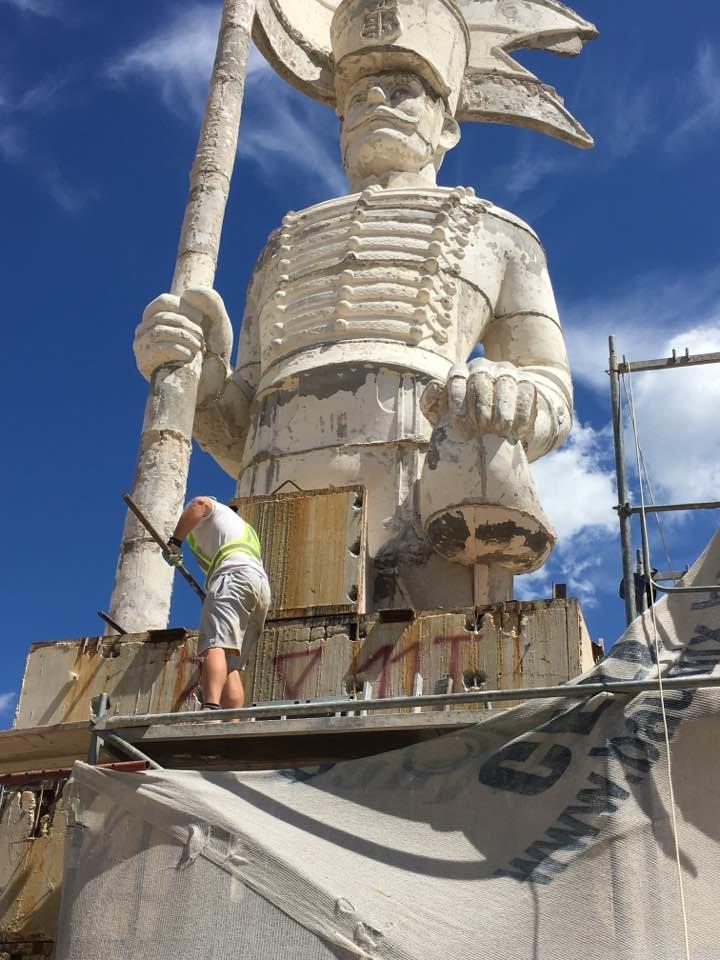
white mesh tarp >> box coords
[56,532,720,960]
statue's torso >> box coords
[237,187,542,558]
[249,186,538,393]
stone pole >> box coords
[106,0,256,633]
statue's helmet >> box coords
[330,0,470,115]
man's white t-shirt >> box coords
[189,500,266,584]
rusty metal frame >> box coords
[93,674,720,731]
[0,761,149,788]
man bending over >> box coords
[165,497,271,712]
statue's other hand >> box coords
[134,288,232,381]
[447,357,537,441]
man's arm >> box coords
[172,496,215,541]
[163,496,214,566]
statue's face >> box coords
[340,72,456,181]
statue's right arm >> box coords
[134,284,260,477]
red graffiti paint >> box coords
[273,647,323,698]
[355,641,420,698]
[433,633,477,684]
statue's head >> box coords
[331,0,468,189]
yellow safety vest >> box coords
[186,521,263,588]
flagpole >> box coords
[106,0,256,633]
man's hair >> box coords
[229,504,239,514]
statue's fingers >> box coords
[134,339,194,379]
[140,320,204,355]
[420,380,447,426]
[448,367,469,420]
[493,375,518,436]
[136,312,205,348]
[514,381,537,437]
[142,293,181,324]
[135,340,193,364]
[468,371,494,430]
[182,288,228,330]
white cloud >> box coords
[503,144,578,199]
[108,4,346,197]
[626,324,720,504]
[517,421,618,607]
[0,0,58,14]
[108,4,221,116]
[239,54,346,196]
[665,42,720,153]
[533,421,617,541]
[0,692,16,715]
[558,272,720,583]
[0,73,94,211]
[562,268,720,391]
[499,75,659,201]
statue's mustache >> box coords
[345,105,419,135]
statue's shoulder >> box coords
[467,195,542,248]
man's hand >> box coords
[133,287,233,382]
[162,538,183,568]
[422,357,538,442]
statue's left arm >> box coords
[482,239,573,461]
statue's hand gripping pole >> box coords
[107,0,255,633]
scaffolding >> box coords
[608,336,720,624]
[87,674,720,771]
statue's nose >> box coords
[367,86,387,106]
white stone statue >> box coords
[134,0,597,611]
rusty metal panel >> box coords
[15,632,201,729]
[0,787,64,942]
[232,485,366,619]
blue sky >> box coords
[2,0,719,726]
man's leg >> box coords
[221,667,246,709]
[201,648,228,706]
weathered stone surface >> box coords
[244,599,594,704]
[14,632,200,729]
[0,786,65,942]
[11,601,592,731]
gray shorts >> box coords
[198,566,271,671]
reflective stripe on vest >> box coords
[188,523,263,587]
[186,533,212,573]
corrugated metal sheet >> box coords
[232,485,366,619]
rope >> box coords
[621,377,673,571]
[624,367,692,960]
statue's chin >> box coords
[344,127,430,183]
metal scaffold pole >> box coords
[609,335,636,624]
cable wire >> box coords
[621,376,673,571]
[624,367,692,960]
